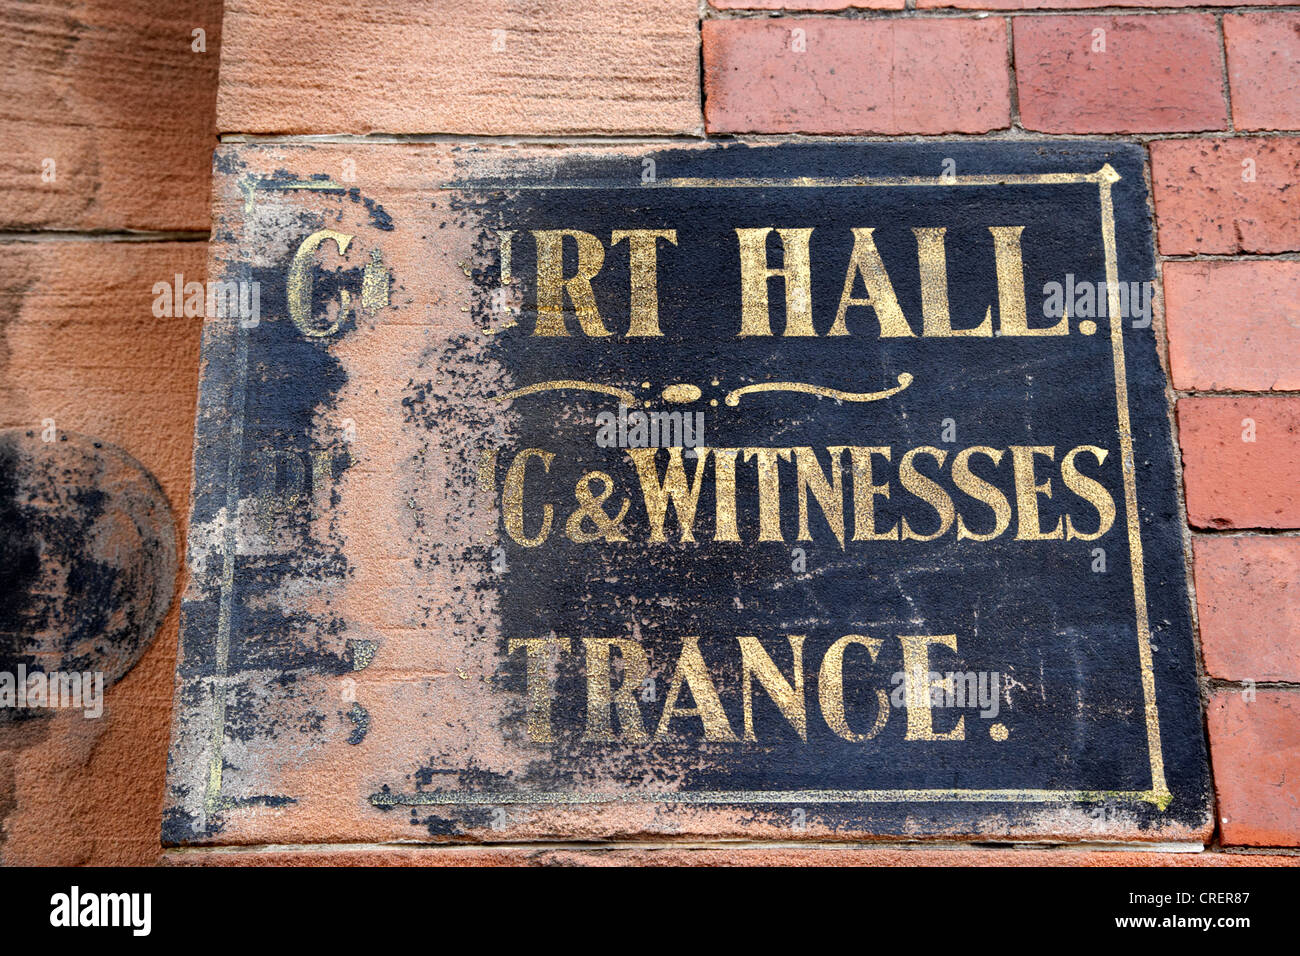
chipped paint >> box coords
[163,142,1211,848]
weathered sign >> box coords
[164,143,1210,846]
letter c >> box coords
[502,449,555,546]
[287,229,354,337]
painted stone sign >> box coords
[164,143,1210,846]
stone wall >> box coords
[1,0,1296,864]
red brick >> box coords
[1164,261,1300,392]
[1208,690,1300,846]
[1195,537,1300,682]
[1013,15,1227,134]
[703,18,1010,135]
[1151,138,1300,255]
[924,0,1290,7]
[1178,397,1300,530]
[712,0,902,8]
[1226,13,1300,132]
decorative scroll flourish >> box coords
[724,373,913,407]
[499,375,914,408]
[499,380,639,405]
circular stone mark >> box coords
[0,430,177,717]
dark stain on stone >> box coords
[347,188,395,231]
[0,429,177,720]
[224,794,298,810]
[346,702,369,745]
[165,181,369,842]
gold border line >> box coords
[1099,169,1170,808]
[454,169,1116,190]
[371,789,1149,807]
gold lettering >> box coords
[990,226,1064,336]
[507,636,571,743]
[828,228,914,338]
[818,634,888,741]
[582,638,649,743]
[610,229,677,336]
[899,446,955,542]
[1061,445,1115,541]
[565,470,629,543]
[532,229,610,336]
[898,634,965,741]
[738,635,807,742]
[502,448,554,547]
[915,227,991,337]
[736,227,815,336]
[498,229,514,284]
[655,637,738,741]
[952,446,1011,542]
[744,447,792,542]
[796,446,846,548]
[713,448,741,542]
[627,447,710,543]
[1011,445,1063,540]
[287,229,353,337]
[845,447,898,541]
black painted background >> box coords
[457,144,1207,829]
[167,143,1210,843]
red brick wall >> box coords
[3,0,1297,864]
[711,0,1300,863]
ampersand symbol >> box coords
[565,471,629,543]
